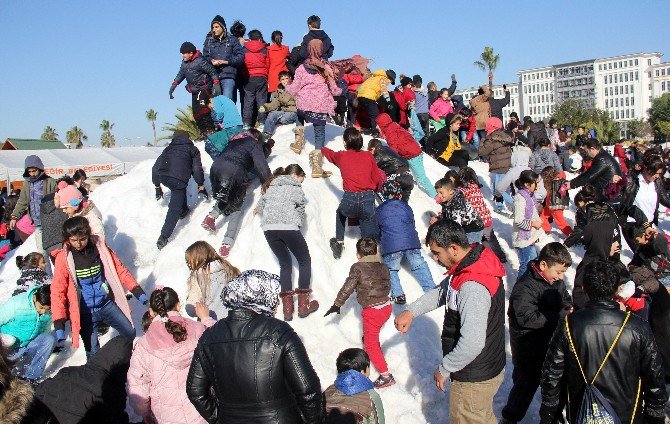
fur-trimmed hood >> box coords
[0,379,35,424]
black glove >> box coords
[503,84,507,91]
[211,82,222,97]
[155,186,163,200]
[169,85,176,99]
[451,73,456,82]
[324,305,341,317]
[198,187,209,200]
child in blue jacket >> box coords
[375,180,435,304]
[206,95,244,159]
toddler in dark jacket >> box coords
[324,238,394,389]
[502,242,573,423]
[430,177,484,243]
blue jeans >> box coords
[80,300,135,357]
[313,124,326,148]
[490,173,514,210]
[221,78,236,100]
[383,249,435,297]
[407,154,437,198]
[471,130,486,152]
[264,111,299,134]
[336,191,376,241]
[467,230,484,244]
[10,332,55,380]
[516,245,539,279]
[459,130,469,145]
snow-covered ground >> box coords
[0,123,658,423]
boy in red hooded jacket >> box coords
[376,113,439,202]
[242,30,270,129]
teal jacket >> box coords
[212,95,243,129]
[0,287,52,347]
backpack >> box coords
[566,311,638,424]
[549,178,569,210]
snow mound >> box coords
[0,123,643,423]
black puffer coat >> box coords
[173,51,219,92]
[569,149,622,194]
[152,131,205,186]
[371,144,410,175]
[620,171,670,225]
[540,300,667,424]
[203,31,245,81]
[488,90,510,121]
[34,336,133,424]
[39,192,68,253]
[186,308,322,423]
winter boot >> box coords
[295,288,319,318]
[279,291,295,321]
[201,215,216,233]
[330,238,344,259]
[157,236,168,250]
[308,150,332,178]
[219,243,231,258]
[290,127,305,153]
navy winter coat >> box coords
[173,51,219,93]
[375,198,421,256]
[152,132,205,186]
[298,30,334,60]
[202,33,245,81]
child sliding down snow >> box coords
[14,252,50,295]
[431,177,484,244]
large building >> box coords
[518,67,555,123]
[453,83,521,123]
[651,62,670,98]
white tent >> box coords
[0,146,165,184]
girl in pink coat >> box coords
[127,287,215,424]
[429,88,455,126]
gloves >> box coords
[138,293,148,305]
[54,329,66,352]
[503,84,507,91]
[451,73,456,83]
[198,187,209,200]
[324,305,341,317]
[169,85,176,99]
[211,82,222,97]
[155,186,163,200]
[258,106,266,113]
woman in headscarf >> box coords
[186,270,322,423]
[286,38,340,178]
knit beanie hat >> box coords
[486,117,503,136]
[385,70,396,85]
[400,76,413,87]
[381,180,402,201]
[180,42,197,54]
[211,15,226,30]
[57,181,83,208]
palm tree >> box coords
[160,106,200,141]
[99,120,116,148]
[145,109,158,146]
[41,126,59,141]
[474,46,500,89]
[66,126,88,149]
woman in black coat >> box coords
[186,270,322,423]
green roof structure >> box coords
[1,138,67,150]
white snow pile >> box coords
[0,123,652,423]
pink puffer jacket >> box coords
[286,63,339,114]
[127,311,214,424]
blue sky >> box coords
[1,0,668,146]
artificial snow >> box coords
[0,123,655,423]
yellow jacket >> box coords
[357,69,389,101]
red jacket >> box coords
[392,89,416,127]
[343,74,366,94]
[243,40,270,78]
[321,148,384,192]
[376,113,422,159]
[613,144,629,174]
[267,43,289,92]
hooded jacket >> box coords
[429,97,454,121]
[334,255,391,309]
[243,39,270,78]
[35,336,133,424]
[267,43,290,92]
[299,29,334,60]
[357,70,390,101]
[262,88,297,113]
[425,126,462,162]
[0,286,52,347]
[529,148,563,174]
[202,16,245,81]
[413,88,429,114]
[186,308,322,423]
[211,95,243,129]
[173,51,219,93]
[371,144,410,176]
[256,175,307,231]
[12,155,57,226]
[286,64,339,114]
[323,370,384,424]
[376,113,421,159]
[478,129,513,174]
[152,131,205,186]
[540,300,667,424]
[375,198,421,256]
[39,192,68,252]
[469,88,491,131]
[488,91,510,120]
[391,88,415,127]
[127,312,214,424]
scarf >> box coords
[303,39,327,73]
[518,188,537,240]
[221,270,280,316]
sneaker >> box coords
[219,244,231,258]
[201,215,216,233]
[329,238,343,259]
[391,295,406,305]
[156,236,168,250]
[373,373,396,389]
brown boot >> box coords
[295,288,319,318]
[279,291,295,321]
[290,127,305,153]
[308,150,332,178]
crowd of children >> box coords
[3,10,670,424]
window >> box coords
[614,74,618,83]
[626,97,629,106]
[611,111,615,119]
[609,75,613,84]
[631,85,634,93]
[632,109,635,117]
[614,62,618,69]
[635,59,639,66]
[663,69,667,76]
[650,96,653,102]
[626,110,630,118]
[609,63,613,69]
[629,60,633,66]
[664,82,667,91]
[599,64,603,71]
[625,86,628,94]
[615,98,619,107]
[616,110,620,119]
[631,97,634,105]
[657,70,661,77]
[615,86,619,95]
[648,59,652,66]
[625,74,629,82]
[649,84,653,90]
[635,72,639,81]
[648,72,652,78]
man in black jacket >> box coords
[501,243,572,424]
[540,260,667,424]
[489,85,511,121]
[186,270,322,423]
[298,15,334,61]
[152,130,207,249]
[367,138,414,201]
[566,138,621,196]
